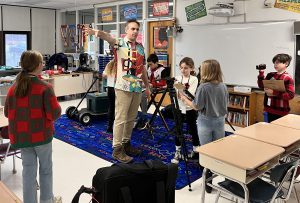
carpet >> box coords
[54,113,204,190]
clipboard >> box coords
[262,80,286,92]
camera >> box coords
[256,64,266,70]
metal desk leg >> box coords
[201,168,207,203]
[241,183,249,203]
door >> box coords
[148,20,174,74]
[148,20,174,106]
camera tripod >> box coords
[144,78,192,191]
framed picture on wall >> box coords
[156,53,168,68]
[153,26,168,49]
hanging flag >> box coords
[101,7,113,22]
[185,0,207,22]
[275,0,300,13]
[123,5,138,20]
[153,2,169,16]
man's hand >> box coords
[264,88,274,96]
[84,27,97,37]
[145,87,151,98]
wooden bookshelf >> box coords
[227,90,257,127]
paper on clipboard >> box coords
[174,83,190,99]
[262,80,286,92]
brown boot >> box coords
[112,146,133,163]
[123,141,141,156]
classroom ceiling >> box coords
[0,0,121,9]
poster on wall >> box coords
[153,27,168,49]
[122,5,138,20]
[274,0,300,14]
[101,8,113,22]
[153,2,169,16]
[185,0,207,22]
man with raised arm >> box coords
[85,19,150,163]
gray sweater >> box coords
[193,82,228,117]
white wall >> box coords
[32,8,56,55]
[176,0,300,25]
[0,5,56,56]
[2,6,31,31]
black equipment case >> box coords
[72,160,178,203]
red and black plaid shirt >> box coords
[4,76,61,148]
[257,71,295,116]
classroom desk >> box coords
[197,135,284,203]
[271,114,300,130]
[235,122,300,157]
[0,181,22,203]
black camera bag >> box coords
[71,160,178,203]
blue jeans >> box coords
[197,115,225,145]
[21,142,53,203]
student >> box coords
[257,53,295,123]
[103,58,116,133]
[4,50,62,203]
[85,19,150,163]
[171,57,199,164]
[180,59,228,193]
[136,53,167,129]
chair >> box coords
[0,126,21,180]
[215,160,299,203]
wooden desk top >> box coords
[0,181,22,203]
[271,114,300,130]
[235,122,300,147]
[197,135,284,170]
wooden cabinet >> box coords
[227,90,256,127]
[255,91,300,122]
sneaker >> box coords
[188,151,199,161]
[136,118,148,130]
[53,196,62,203]
[171,150,183,164]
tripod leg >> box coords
[180,135,192,191]
[225,117,235,131]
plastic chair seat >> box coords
[218,178,284,203]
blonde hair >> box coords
[200,59,223,83]
[104,58,116,76]
[15,50,43,97]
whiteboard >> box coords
[175,21,295,88]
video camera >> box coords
[256,64,266,70]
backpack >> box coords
[48,53,68,69]
[71,160,178,203]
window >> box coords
[3,31,31,67]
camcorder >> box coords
[256,64,266,70]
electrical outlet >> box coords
[264,3,272,8]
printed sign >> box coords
[275,0,300,14]
[153,2,169,16]
[101,8,113,22]
[185,0,207,22]
[123,5,138,20]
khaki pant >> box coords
[113,89,142,148]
